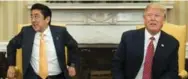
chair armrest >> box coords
[14,66,19,72]
[179,70,188,79]
[14,66,22,79]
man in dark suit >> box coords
[7,3,79,79]
[112,3,179,79]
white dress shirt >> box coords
[30,26,62,75]
[135,29,161,79]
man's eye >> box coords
[155,14,160,17]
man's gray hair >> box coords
[144,3,167,18]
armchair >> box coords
[136,22,188,78]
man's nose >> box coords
[150,15,156,20]
[31,18,36,22]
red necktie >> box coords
[143,37,155,79]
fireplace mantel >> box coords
[27,3,174,9]
[26,2,175,44]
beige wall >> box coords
[0,1,29,41]
[0,1,188,41]
[167,1,188,41]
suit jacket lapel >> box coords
[131,28,145,77]
[136,28,145,64]
[50,26,61,54]
[152,31,166,77]
[153,31,166,62]
[23,26,36,74]
[24,26,35,57]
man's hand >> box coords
[7,66,16,79]
[67,66,76,77]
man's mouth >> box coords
[32,24,38,29]
[32,23,38,27]
[150,23,157,26]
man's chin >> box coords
[151,29,160,34]
[150,26,160,31]
[147,28,160,35]
[32,26,38,31]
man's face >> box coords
[31,9,50,32]
[144,8,165,34]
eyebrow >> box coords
[31,13,40,16]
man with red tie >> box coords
[112,3,179,79]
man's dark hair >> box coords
[31,3,52,25]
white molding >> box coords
[0,41,7,52]
[27,3,174,10]
[66,25,135,44]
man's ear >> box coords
[46,16,50,23]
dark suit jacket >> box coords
[112,28,179,79]
[7,25,79,79]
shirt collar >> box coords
[40,26,50,36]
[145,28,161,41]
